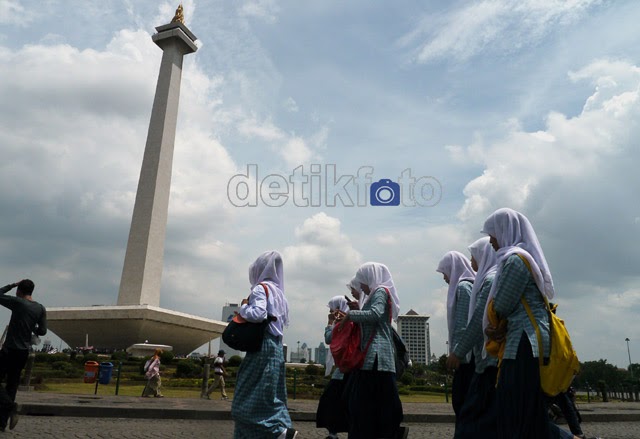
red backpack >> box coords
[330,320,375,373]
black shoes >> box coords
[9,403,19,430]
[285,428,298,439]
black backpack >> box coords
[392,328,410,377]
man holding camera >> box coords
[0,279,47,431]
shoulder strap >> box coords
[258,282,269,299]
[382,287,393,324]
[517,254,552,365]
[520,297,544,366]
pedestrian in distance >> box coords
[204,350,228,400]
[142,349,164,398]
[230,251,298,439]
[0,279,47,432]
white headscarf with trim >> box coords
[248,250,289,327]
[436,251,475,347]
[467,237,498,323]
[353,262,400,322]
[346,276,365,309]
[481,208,555,356]
[324,295,350,375]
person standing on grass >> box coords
[142,348,164,398]
[0,279,47,432]
[205,350,228,400]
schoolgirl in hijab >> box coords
[230,251,298,439]
[446,237,499,438]
[436,251,475,424]
[481,208,577,439]
[341,262,407,439]
[316,295,350,439]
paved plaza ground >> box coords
[11,391,640,438]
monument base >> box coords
[46,305,226,355]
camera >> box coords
[370,179,400,206]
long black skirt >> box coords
[497,333,552,439]
[452,360,475,418]
[316,377,349,434]
[454,366,498,439]
[346,370,403,439]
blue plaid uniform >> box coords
[453,274,498,373]
[452,280,472,365]
[348,288,395,373]
[232,333,291,438]
[493,254,550,360]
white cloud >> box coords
[401,0,601,64]
[239,0,280,23]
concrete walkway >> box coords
[15,391,640,423]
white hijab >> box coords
[467,237,497,323]
[436,251,475,347]
[346,276,365,309]
[248,250,289,327]
[325,295,350,375]
[481,208,555,356]
[353,262,400,322]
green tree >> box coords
[574,359,626,389]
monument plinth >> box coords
[47,7,226,355]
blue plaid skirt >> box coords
[232,333,291,439]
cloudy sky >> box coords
[1,0,640,368]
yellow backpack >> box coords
[518,255,581,397]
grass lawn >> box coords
[37,382,448,403]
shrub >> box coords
[400,371,415,386]
[111,351,128,362]
[160,351,175,365]
[175,360,203,378]
[305,364,323,376]
[227,355,242,367]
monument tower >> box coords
[46,5,226,355]
[118,4,197,307]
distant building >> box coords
[315,342,328,365]
[397,309,431,365]
[219,303,243,358]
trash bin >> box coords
[84,361,99,383]
[99,362,114,385]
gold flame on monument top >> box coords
[171,4,185,24]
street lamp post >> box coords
[626,338,633,378]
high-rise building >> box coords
[315,342,327,365]
[397,309,431,365]
[219,303,243,358]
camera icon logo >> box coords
[370,179,400,206]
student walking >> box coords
[436,251,476,427]
[341,262,406,439]
[446,237,498,438]
[482,208,580,439]
[231,251,297,439]
[316,295,350,439]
